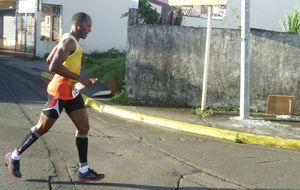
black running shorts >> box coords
[42,94,85,119]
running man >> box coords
[5,12,105,182]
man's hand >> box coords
[81,55,87,65]
[78,76,92,87]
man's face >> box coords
[77,19,92,39]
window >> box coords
[40,4,62,42]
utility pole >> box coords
[240,0,250,119]
[201,5,213,113]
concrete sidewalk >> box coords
[4,55,300,151]
[82,95,300,150]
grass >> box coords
[83,49,135,105]
[83,49,126,90]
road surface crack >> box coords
[176,175,184,190]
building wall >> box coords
[182,0,300,32]
[36,0,131,57]
[0,9,16,49]
[35,0,63,57]
[62,0,131,53]
[125,24,300,112]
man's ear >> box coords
[75,21,81,29]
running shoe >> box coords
[78,168,105,182]
[5,152,22,178]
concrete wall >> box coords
[125,24,300,112]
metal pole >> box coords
[24,12,27,53]
[201,6,213,112]
[240,0,250,119]
[34,0,38,57]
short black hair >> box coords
[72,12,91,23]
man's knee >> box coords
[34,123,50,136]
[31,125,41,137]
[34,114,56,136]
[76,126,89,136]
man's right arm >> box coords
[46,45,57,65]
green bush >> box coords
[122,0,160,24]
[138,0,160,24]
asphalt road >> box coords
[1,57,300,190]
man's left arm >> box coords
[46,45,58,65]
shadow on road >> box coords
[26,178,237,190]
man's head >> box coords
[71,12,92,39]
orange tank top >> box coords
[47,33,82,100]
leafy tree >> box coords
[282,9,300,33]
[123,0,182,25]
[138,0,160,24]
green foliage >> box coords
[111,90,134,105]
[84,50,135,105]
[83,49,126,89]
[192,104,264,118]
[207,104,239,112]
[138,0,160,24]
[282,9,300,33]
[200,109,215,118]
[191,107,215,118]
[191,107,201,115]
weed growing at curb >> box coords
[111,90,134,105]
[235,133,244,144]
[192,104,264,118]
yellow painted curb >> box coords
[41,72,300,150]
[41,72,53,80]
[82,96,300,150]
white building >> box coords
[0,0,131,57]
[37,0,132,57]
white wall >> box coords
[182,0,300,32]
[35,0,63,57]
[62,0,131,53]
[3,16,15,47]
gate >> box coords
[15,12,35,53]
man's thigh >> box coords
[65,94,89,130]
[67,108,90,133]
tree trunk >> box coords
[161,6,183,26]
